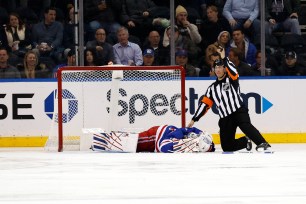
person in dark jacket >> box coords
[265,0,301,36]
[85,28,115,65]
[120,0,157,42]
[84,0,121,41]
[278,51,306,76]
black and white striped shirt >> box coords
[192,59,244,120]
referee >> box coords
[188,57,271,152]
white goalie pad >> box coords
[91,131,139,153]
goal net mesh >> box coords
[45,66,185,152]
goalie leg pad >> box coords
[92,131,139,153]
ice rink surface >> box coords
[1,144,306,204]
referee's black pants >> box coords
[218,106,267,151]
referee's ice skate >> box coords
[256,142,273,153]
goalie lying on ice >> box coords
[91,125,215,153]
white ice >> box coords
[1,144,306,204]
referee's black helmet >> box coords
[213,59,224,68]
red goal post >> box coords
[53,66,185,152]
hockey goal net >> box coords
[45,66,185,152]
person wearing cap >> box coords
[142,48,155,66]
[279,51,306,76]
[188,57,272,152]
[175,49,198,77]
[206,30,231,60]
[175,5,202,44]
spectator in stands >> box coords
[278,51,306,76]
[18,0,51,18]
[1,13,32,55]
[175,49,198,77]
[174,0,204,20]
[65,49,76,67]
[52,49,76,77]
[204,45,220,70]
[265,0,301,36]
[199,52,221,77]
[0,47,21,78]
[143,30,160,50]
[86,28,115,66]
[84,0,121,41]
[142,48,156,66]
[251,50,279,76]
[200,5,231,49]
[227,28,257,65]
[31,7,64,63]
[13,4,39,25]
[120,0,157,43]
[228,47,253,76]
[198,52,221,77]
[19,50,50,78]
[206,30,231,59]
[143,30,167,65]
[223,0,260,41]
[113,27,143,66]
[175,5,202,44]
[163,26,200,65]
[84,48,100,66]
[63,5,75,51]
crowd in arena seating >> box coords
[0,0,306,79]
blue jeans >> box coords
[265,17,301,35]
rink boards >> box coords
[0,77,306,146]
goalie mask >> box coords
[198,131,213,152]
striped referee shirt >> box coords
[192,59,244,120]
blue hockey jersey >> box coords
[155,125,203,153]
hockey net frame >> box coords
[54,66,185,152]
